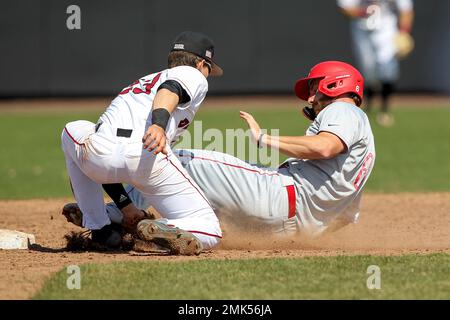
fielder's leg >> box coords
[350,23,378,112]
[61,121,111,230]
[373,24,398,126]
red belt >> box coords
[286,185,296,218]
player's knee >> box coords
[191,218,222,250]
[195,233,221,250]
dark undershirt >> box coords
[157,80,191,104]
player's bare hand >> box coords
[239,111,261,143]
[142,125,168,155]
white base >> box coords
[0,229,36,250]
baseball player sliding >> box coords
[64,61,376,252]
[61,31,223,255]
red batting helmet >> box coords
[294,61,364,106]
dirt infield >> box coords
[1,193,450,299]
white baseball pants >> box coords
[350,20,399,85]
[61,120,222,249]
[106,149,299,237]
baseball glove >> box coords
[395,31,414,59]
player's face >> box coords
[307,79,332,113]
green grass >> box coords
[366,108,450,192]
[0,106,449,199]
[34,254,450,299]
[0,111,98,199]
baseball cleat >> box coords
[62,203,83,227]
[136,219,203,256]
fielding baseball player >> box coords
[61,31,223,255]
[337,0,414,126]
[65,61,376,239]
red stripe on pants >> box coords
[286,185,296,219]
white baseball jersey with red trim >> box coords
[99,65,208,146]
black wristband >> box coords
[151,108,171,131]
[102,183,132,210]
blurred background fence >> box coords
[1,0,449,97]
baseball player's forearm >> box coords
[263,132,344,160]
[399,10,414,33]
[143,88,180,154]
[339,7,366,19]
